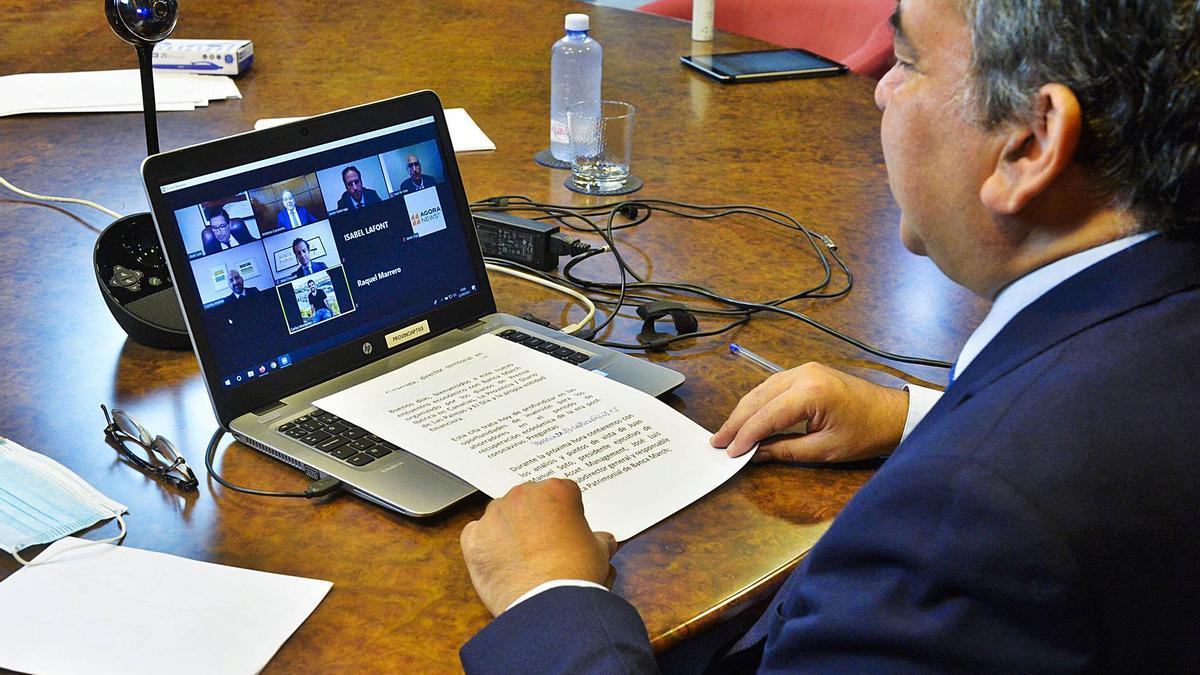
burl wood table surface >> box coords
[0,0,985,671]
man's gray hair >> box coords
[959,0,1200,231]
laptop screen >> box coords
[156,116,483,390]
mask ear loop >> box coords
[10,512,128,567]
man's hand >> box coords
[460,479,617,616]
[711,362,909,463]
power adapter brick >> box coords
[473,211,569,271]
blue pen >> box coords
[729,343,784,373]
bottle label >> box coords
[551,119,570,145]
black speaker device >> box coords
[94,0,190,350]
[94,213,190,349]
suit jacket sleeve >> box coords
[458,453,1098,674]
[758,451,1097,673]
[461,586,659,674]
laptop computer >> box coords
[142,91,684,516]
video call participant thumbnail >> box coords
[276,189,318,230]
[224,270,259,302]
[203,206,257,254]
[306,279,333,323]
[336,166,382,211]
[277,270,353,333]
[289,238,327,280]
[398,154,437,193]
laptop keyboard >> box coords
[277,411,396,468]
[497,329,591,365]
[276,331,588,468]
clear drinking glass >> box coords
[567,100,635,193]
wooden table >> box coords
[0,1,986,670]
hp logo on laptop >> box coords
[362,343,373,355]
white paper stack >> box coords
[0,69,241,117]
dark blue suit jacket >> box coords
[289,260,327,281]
[461,232,1200,673]
[276,205,316,230]
[336,188,382,211]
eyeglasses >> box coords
[407,161,420,167]
[101,405,198,491]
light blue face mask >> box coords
[0,437,128,565]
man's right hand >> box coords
[710,362,909,464]
[460,479,616,617]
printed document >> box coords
[316,334,752,540]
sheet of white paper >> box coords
[0,69,240,117]
[253,107,496,152]
[253,116,307,130]
[30,101,198,113]
[316,334,752,541]
[0,537,332,675]
[443,107,496,151]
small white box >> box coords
[152,39,254,76]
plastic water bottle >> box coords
[550,13,602,161]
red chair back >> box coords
[637,0,895,78]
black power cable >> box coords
[204,427,343,499]
[473,196,952,370]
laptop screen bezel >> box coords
[142,91,497,428]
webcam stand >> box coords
[135,42,161,156]
[93,0,190,350]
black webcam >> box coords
[106,0,179,45]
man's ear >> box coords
[980,83,1082,214]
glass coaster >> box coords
[564,174,644,196]
[534,149,572,169]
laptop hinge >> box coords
[458,319,487,332]
[252,400,287,416]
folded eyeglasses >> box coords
[101,404,198,491]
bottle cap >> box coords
[565,13,590,31]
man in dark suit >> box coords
[275,189,317,230]
[288,238,327,280]
[223,270,258,302]
[202,206,256,254]
[398,154,437,193]
[457,0,1200,672]
[335,165,382,211]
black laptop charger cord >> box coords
[471,196,953,370]
[204,427,344,499]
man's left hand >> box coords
[460,479,617,616]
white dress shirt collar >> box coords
[953,232,1155,379]
[902,231,1157,441]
